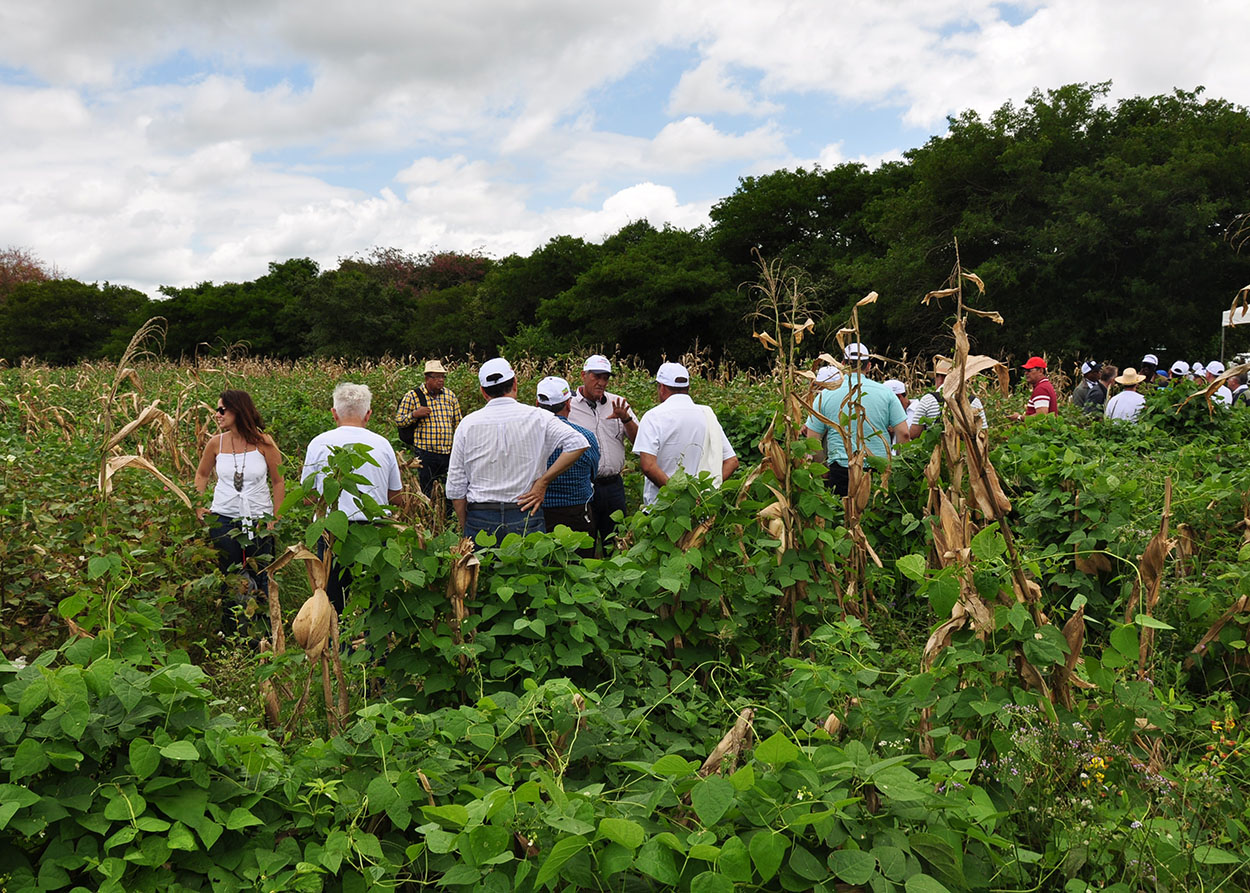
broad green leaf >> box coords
[1110,623,1139,660]
[749,830,787,882]
[690,776,734,826]
[906,875,953,893]
[1193,845,1241,865]
[896,554,926,582]
[0,785,40,830]
[718,835,752,882]
[650,754,698,777]
[635,839,680,885]
[534,836,588,887]
[788,844,826,881]
[873,845,907,881]
[754,732,799,765]
[167,821,197,851]
[422,804,470,828]
[129,739,160,780]
[10,738,49,781]
[598,817,645,850]
[690,871,734,893]
[830,850,877,884]
[159,740,200,761]
[225,807,263,830]
[1134,614,1175,631]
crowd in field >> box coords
[192,346,1247,619]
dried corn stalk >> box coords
[700,708,755,777]
[1123,480,1175,678]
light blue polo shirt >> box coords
[805,374,906,466]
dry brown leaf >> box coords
[961,271,986,294]
[856,292,879,307]
[99,455,193,509]
[701,708,755,777]
[922,287,960,304]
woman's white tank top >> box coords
[209,434,273,521]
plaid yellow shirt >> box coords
[394,386,462,454]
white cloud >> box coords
[3,0,1250,295]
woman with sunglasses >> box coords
[194,390,285,604]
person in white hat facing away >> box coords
[1203,361,1233,406]
[567,354,638,550]
[534,376,601,555]
[1104,368,1147,423]
[802,342,909,496]
[394,359,463,496]
[634,361,738,506]
[1170,360,1190,380]
[445,358,589,542]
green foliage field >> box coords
[2,348,1250,892]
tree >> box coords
[0,247,58,301]
[0,279,150,364]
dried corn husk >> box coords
[292,588,333,660]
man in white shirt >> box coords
[300,382,404,611]
[634,361,738,506]
[567,354,638,550]
[446,357,589,542]
[1203,361,1233,406]
[1104,368,1147,422]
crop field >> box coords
[2,311,1250,892]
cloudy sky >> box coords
[3,0,1249,295]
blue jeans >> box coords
[464,502,544,543]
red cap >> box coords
[1021,356,1047,370]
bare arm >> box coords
[193,436,218,520]
[639,452,667,490]
[892,422,912,445]
[261,437,285,519]
[453,498,467,531]
[721,455,739,480]
[517,447,587,513]
[388,489,405,507]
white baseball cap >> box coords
[655,361,691,387]
[536,375,572,407]
[815,365,843,384]
[843,342,870,361]
[1170,360,1190,376]
[884,378,906,396]
[1206,360,1226,375]
[478,357,515,388]
[1141,353,1159,366]
[582,354,612,373]
[1192,362,1206,376]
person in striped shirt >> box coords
[1008,356,1056,421]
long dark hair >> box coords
[220,389,266,445]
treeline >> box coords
[4,83,1250,366]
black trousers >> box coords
[544,501,596,559]
[208,513,273,590]
[828,462,850,497]
[590,475,627,553]
[413,447,451,496]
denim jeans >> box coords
[464,502,544,543]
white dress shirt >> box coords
[1104,390,1146,422]
[445,397,590,504]
[566,388,637,478]
[633,394,735,505]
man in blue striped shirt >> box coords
[536,376,600,556]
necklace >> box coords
[229,434,244,492]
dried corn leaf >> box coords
[922,603,967,670]
[965,308,1004,325]
[753,331,780,350]
[922,287,960,304]
[961,271,986,294]
[701,708,755,777]
[1187,596,1250,667]
[99,455,193,509]
[856,292,879,307]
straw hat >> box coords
[1115,368,1146,386]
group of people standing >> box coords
[193,355,740,620]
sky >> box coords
[3,0,1250,296]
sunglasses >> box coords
[215,406,227,414]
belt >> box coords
[467,501,519,511]
[595,474,622,483]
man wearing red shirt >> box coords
[1009,356,1057,421]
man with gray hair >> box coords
[301,383,404,611]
